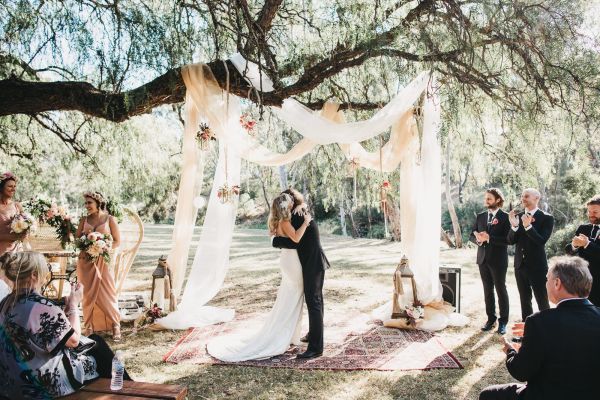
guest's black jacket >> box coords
[469,209,510,268]
[507,210,554,270]
[565,223,600,305]
[506,298,600,399]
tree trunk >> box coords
[339,192,348,237]
[255,168,270,209]
[445,138,463,248]
[441,227,455,248]
[346,199,359,238]
[386,196,402,242]
[278,165,288,190]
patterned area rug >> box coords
[163,322,462,371]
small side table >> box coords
[41,250,77,299]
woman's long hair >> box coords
[0,251,49,297]
[268,194,293,234]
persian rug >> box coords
[163,321,462,371]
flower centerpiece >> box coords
[239,114,257,136]
[46,207,77,249]
[217,183,241,204]
[23,198,53,225]
[75,231,113,263]
[10,213,37,236]
[196,122,215,150]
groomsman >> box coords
[565,194,600,305]
[470,188,511,334]
[508,188,554,321]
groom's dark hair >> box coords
[282,188,304,208]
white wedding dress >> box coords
[206,249,305,361]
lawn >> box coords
[110,224,527,400]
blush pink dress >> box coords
[76,216,120,333]
[0,202,22,255]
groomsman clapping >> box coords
[565,194,600,305]
[470,188,511,334]
[507,188,554,321]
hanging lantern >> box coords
[346,157,360,177]
[391,255,420,319]
[196,122,215,151]
[217,183,241,204]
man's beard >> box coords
[590,217,600,225]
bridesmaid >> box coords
[0,172,25,292]
[76,191,122,340]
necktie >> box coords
[487,213,493,224]
[592,225,599,240]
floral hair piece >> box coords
[83,191,106,204]
[0,172,17,183]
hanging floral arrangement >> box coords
[382,180,391,192]
[196,122,215,150]
[346,157,360,176]
[240,114,257,136]
[217,183,241,204]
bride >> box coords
[206,193,311,361]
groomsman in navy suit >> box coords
[566,194,600,305]
[507,188,554,321]
[470,188,511,334]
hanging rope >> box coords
[380,135,389,238]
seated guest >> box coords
[566,194,600,305]
[479,256,600,400]
[0,252,131,399]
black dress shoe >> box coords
[300,334,309,343]
[497,323,507,335]
[296,349,322,359]
[481,320,496,332]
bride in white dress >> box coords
[207,193,312,362]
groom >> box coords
[272,188,330,359]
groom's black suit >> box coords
[272,211,330,353]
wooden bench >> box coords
[62,379,187,399]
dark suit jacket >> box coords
[469,209,510,268]
[272,211,330,272]
[505,298,600,399]
[507,210,554,270]
[565,224,600,304]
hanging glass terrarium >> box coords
[346,157,360,177]
[217,183,241,204]
[196,122,215,151]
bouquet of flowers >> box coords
[10,213,37,236]
[404,303,425,327]
[196,122,216,150]
[217,183,241,204]
[239,114,256,135]
[23,198,53,224]
[132,303,167,333]
[75,231,113,263]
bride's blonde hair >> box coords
[268,194,293,233]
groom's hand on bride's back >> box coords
[271,235,299,249]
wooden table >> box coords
[61,379,188,399]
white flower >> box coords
[95,240,107,250]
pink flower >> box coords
[492,218,499,225]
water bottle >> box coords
[110,350,125,391]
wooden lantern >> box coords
[150,255,176,312]
[391,255,420,319]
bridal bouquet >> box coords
[10,213,37,235]
[75,231,113,263]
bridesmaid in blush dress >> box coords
[0,172,25,292]
[76,191,122,340]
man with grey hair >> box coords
[508,188,554,321]
[479,256,600,399]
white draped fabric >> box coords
[157,57,452,330]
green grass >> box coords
[107,225,532,400]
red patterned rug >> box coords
[163,321,462,371]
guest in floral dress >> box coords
[0,172,25,294]
[76,192,122,340]
[0,251,130,399]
